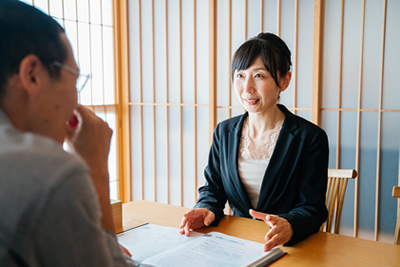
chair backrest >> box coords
[392,186,400,245]
[321,169,357,234]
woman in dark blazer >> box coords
[179,32,329,251]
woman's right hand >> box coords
[179,208,215,236]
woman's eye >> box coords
[236,73,243,78]
[255,74,263,78]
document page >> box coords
[117,223,203,265]
[141,231,285,267]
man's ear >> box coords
[279,71,292,92]
[18,55,46,96]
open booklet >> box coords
[117,223,286,267]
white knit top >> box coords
[238,118,283,209]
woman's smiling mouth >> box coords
[244,98,260,105]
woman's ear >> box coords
[279,71,292,92]
[18,54,45,96]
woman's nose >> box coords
[243,78,254,93]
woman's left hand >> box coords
[249,209,293,252]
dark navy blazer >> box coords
[194,104,329,245]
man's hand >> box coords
[179,208,215,236]
[65,104,115,232]
[249,209,293,252]
[65,104,112,170]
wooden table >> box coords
[120,200,400,266]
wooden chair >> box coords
[321,169,357,234]
[392,186,400,245]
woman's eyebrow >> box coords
[251,67,267,71]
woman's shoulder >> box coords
[279,104,327,136]
[215,113,247,132]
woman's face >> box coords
[233,56,288,115]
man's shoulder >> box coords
[0,127,93,262]
[0,125,85,172]
[0,126,89,205]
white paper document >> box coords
[117,223,286,267]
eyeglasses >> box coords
[52,61,90,92]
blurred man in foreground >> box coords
[0,1,132,266]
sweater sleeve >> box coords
[30,168,132,267]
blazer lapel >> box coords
[227,113,253,209]
[257,105,298,210]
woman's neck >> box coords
[247,105,285,140]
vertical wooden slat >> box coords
[354,0,366,238]
[103,105,108,140]
[165,0,170,204]
[100,0,108,128]
[292,0,298,113]
[228,0,232,119]
[227,0,233,216]
[88,0,93,107]
[244,0,248,40]
[311,0,324,126]
[75,0,81,103]
[260,0,264,33]
[62,0,65,26]
[193,0,198,203]
[179,0,183,206]
[138,0,144,200]
[327,178,339,232]
[374,0,387,241]
[277,0,281,36]
[151,0,157,202]
[100,0,106,108]
[74,0,79,62]
[336,179,348,233]
[336,0,344,168]
[209,0,217,146]
[114,0,131,203]
[47,0,51,18]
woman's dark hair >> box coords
[231,32,292,88]
[0,0,67,99]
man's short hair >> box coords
[0,0,67,99]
